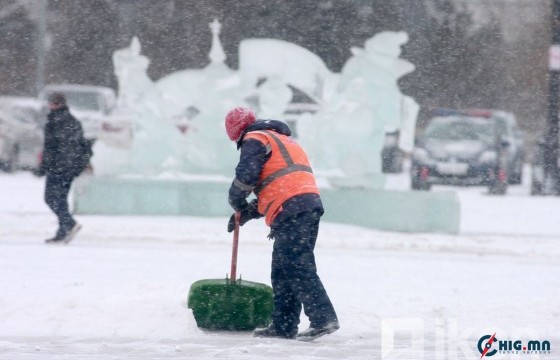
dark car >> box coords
[410,109,513,193]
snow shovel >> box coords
[187,212,273,331]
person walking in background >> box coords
[224,107,339,341]
[34,92,92,244]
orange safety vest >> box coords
[244,130,320,225]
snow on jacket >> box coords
[40,106,92,177]
[228,119,323,226]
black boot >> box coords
[296,321,339,341]
[60,223,82,243]
[253,324,296,339]
[45,227,66,243]
[46,222,81,244]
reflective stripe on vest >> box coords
[244,130,319,225]
[253,131,313,194]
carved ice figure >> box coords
[298,78,385,188]
[155,19,230,122]
[239,39,333,100]
[237,38,335,140]
[155,19,242,174]
[298,31,419,188]
[96,23,418,185]
[93,37,179,176]
[340,31,419,153]
[256,76,293,119]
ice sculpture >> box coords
[95,23,417,189]
[298,31,419,188]
[92,37,181,176]
[255,76,293,119]
[340,31,419,152]
[238,38,335,100]
[76,25,460,234]
[154,19,243,175]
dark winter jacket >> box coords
[229,119,323,227]
[40,106,92,178]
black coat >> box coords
[40,106,92,177]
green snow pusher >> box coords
[187,212,273,331]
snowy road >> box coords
[1,172,559,359]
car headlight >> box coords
[412,147,433,164]
[478,150,497,163]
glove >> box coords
[227,199,262,232]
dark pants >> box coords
[45,174,76,233]
[270,210,338,335]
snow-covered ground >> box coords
[0,170,559,359]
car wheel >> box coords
[508,161,523,185]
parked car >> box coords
[0,111,43,172]
[0,97,44,172]
[0,96,44,127]
[38,84,116,140]
[410,109,519,194]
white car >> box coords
[0,97,43,172]
[38,84,116,140]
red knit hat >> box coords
[225,107,256,141]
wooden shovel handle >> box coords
[230,212,241,281]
